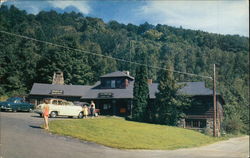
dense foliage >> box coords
[155,63,190,126]
[132,52,150,122]
[0,5,249,133]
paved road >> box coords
[0,112,249,158]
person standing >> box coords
[42,100,50,130]
[90,101,95,117]
[83,105,88,118]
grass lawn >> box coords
[49,117,224,150]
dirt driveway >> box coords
[0,112,249,158]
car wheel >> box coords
[78,112,83,119]
[12,109,17,113]
[50,111,57,118]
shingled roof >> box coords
[100,71,134,80]
[30,81,214,99]
[178,82,213,96]
[30,83,91,97]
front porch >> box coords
[82,99,132,116]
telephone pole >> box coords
[129,40,133,73]
[213,64,217,137]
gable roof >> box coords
[81,81,134,99]
[100,71,134,80]
[30,83,91,97]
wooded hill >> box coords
[0,5,249,133]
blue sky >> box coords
[2,0,249,37]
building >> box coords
[29,71,224,130]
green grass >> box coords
[49,117,224,150]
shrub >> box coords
[201,128,213,136]
[222,116,244,134]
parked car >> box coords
[0,97,34,112]
[34,98,83,118]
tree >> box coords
[155,63,189,125]
[132,53,150,122]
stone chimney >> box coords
[147,79,153,85]
[52,71,64,85]
[124,79,129,88]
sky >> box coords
[1,0,249,37]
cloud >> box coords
[48,1,91,15]
[136,1,249,36]
[3,0,91,15]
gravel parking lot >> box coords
[0,112,249,158]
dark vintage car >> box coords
[0,97,34,112]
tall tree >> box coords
[132,52,150,122]
[155,63,189,125]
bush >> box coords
[201,128,213,136]
[125,115,133,121]
[222,116,244,134]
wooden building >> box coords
[29,71,224,130]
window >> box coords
[106,80,111,88]
[52,100,58,105]
[193,120,199,128]
[116,80,122,88]
[186,120,192,127]
[111,80,116,88]
[57,100,63,105]
[185,119,207,128]
[103,104,111,110]
[62,101,69,105]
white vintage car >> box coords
[34,98,83,118]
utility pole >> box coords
[129,40,132,73]
[213,64,217,137]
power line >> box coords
[0,30,213,79]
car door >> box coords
[60,101,69,115]
[56,100,64,116]
[20,99,29,111]
[13,99,23,111]
[63,101,76,116]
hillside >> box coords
[0,5,249,133]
